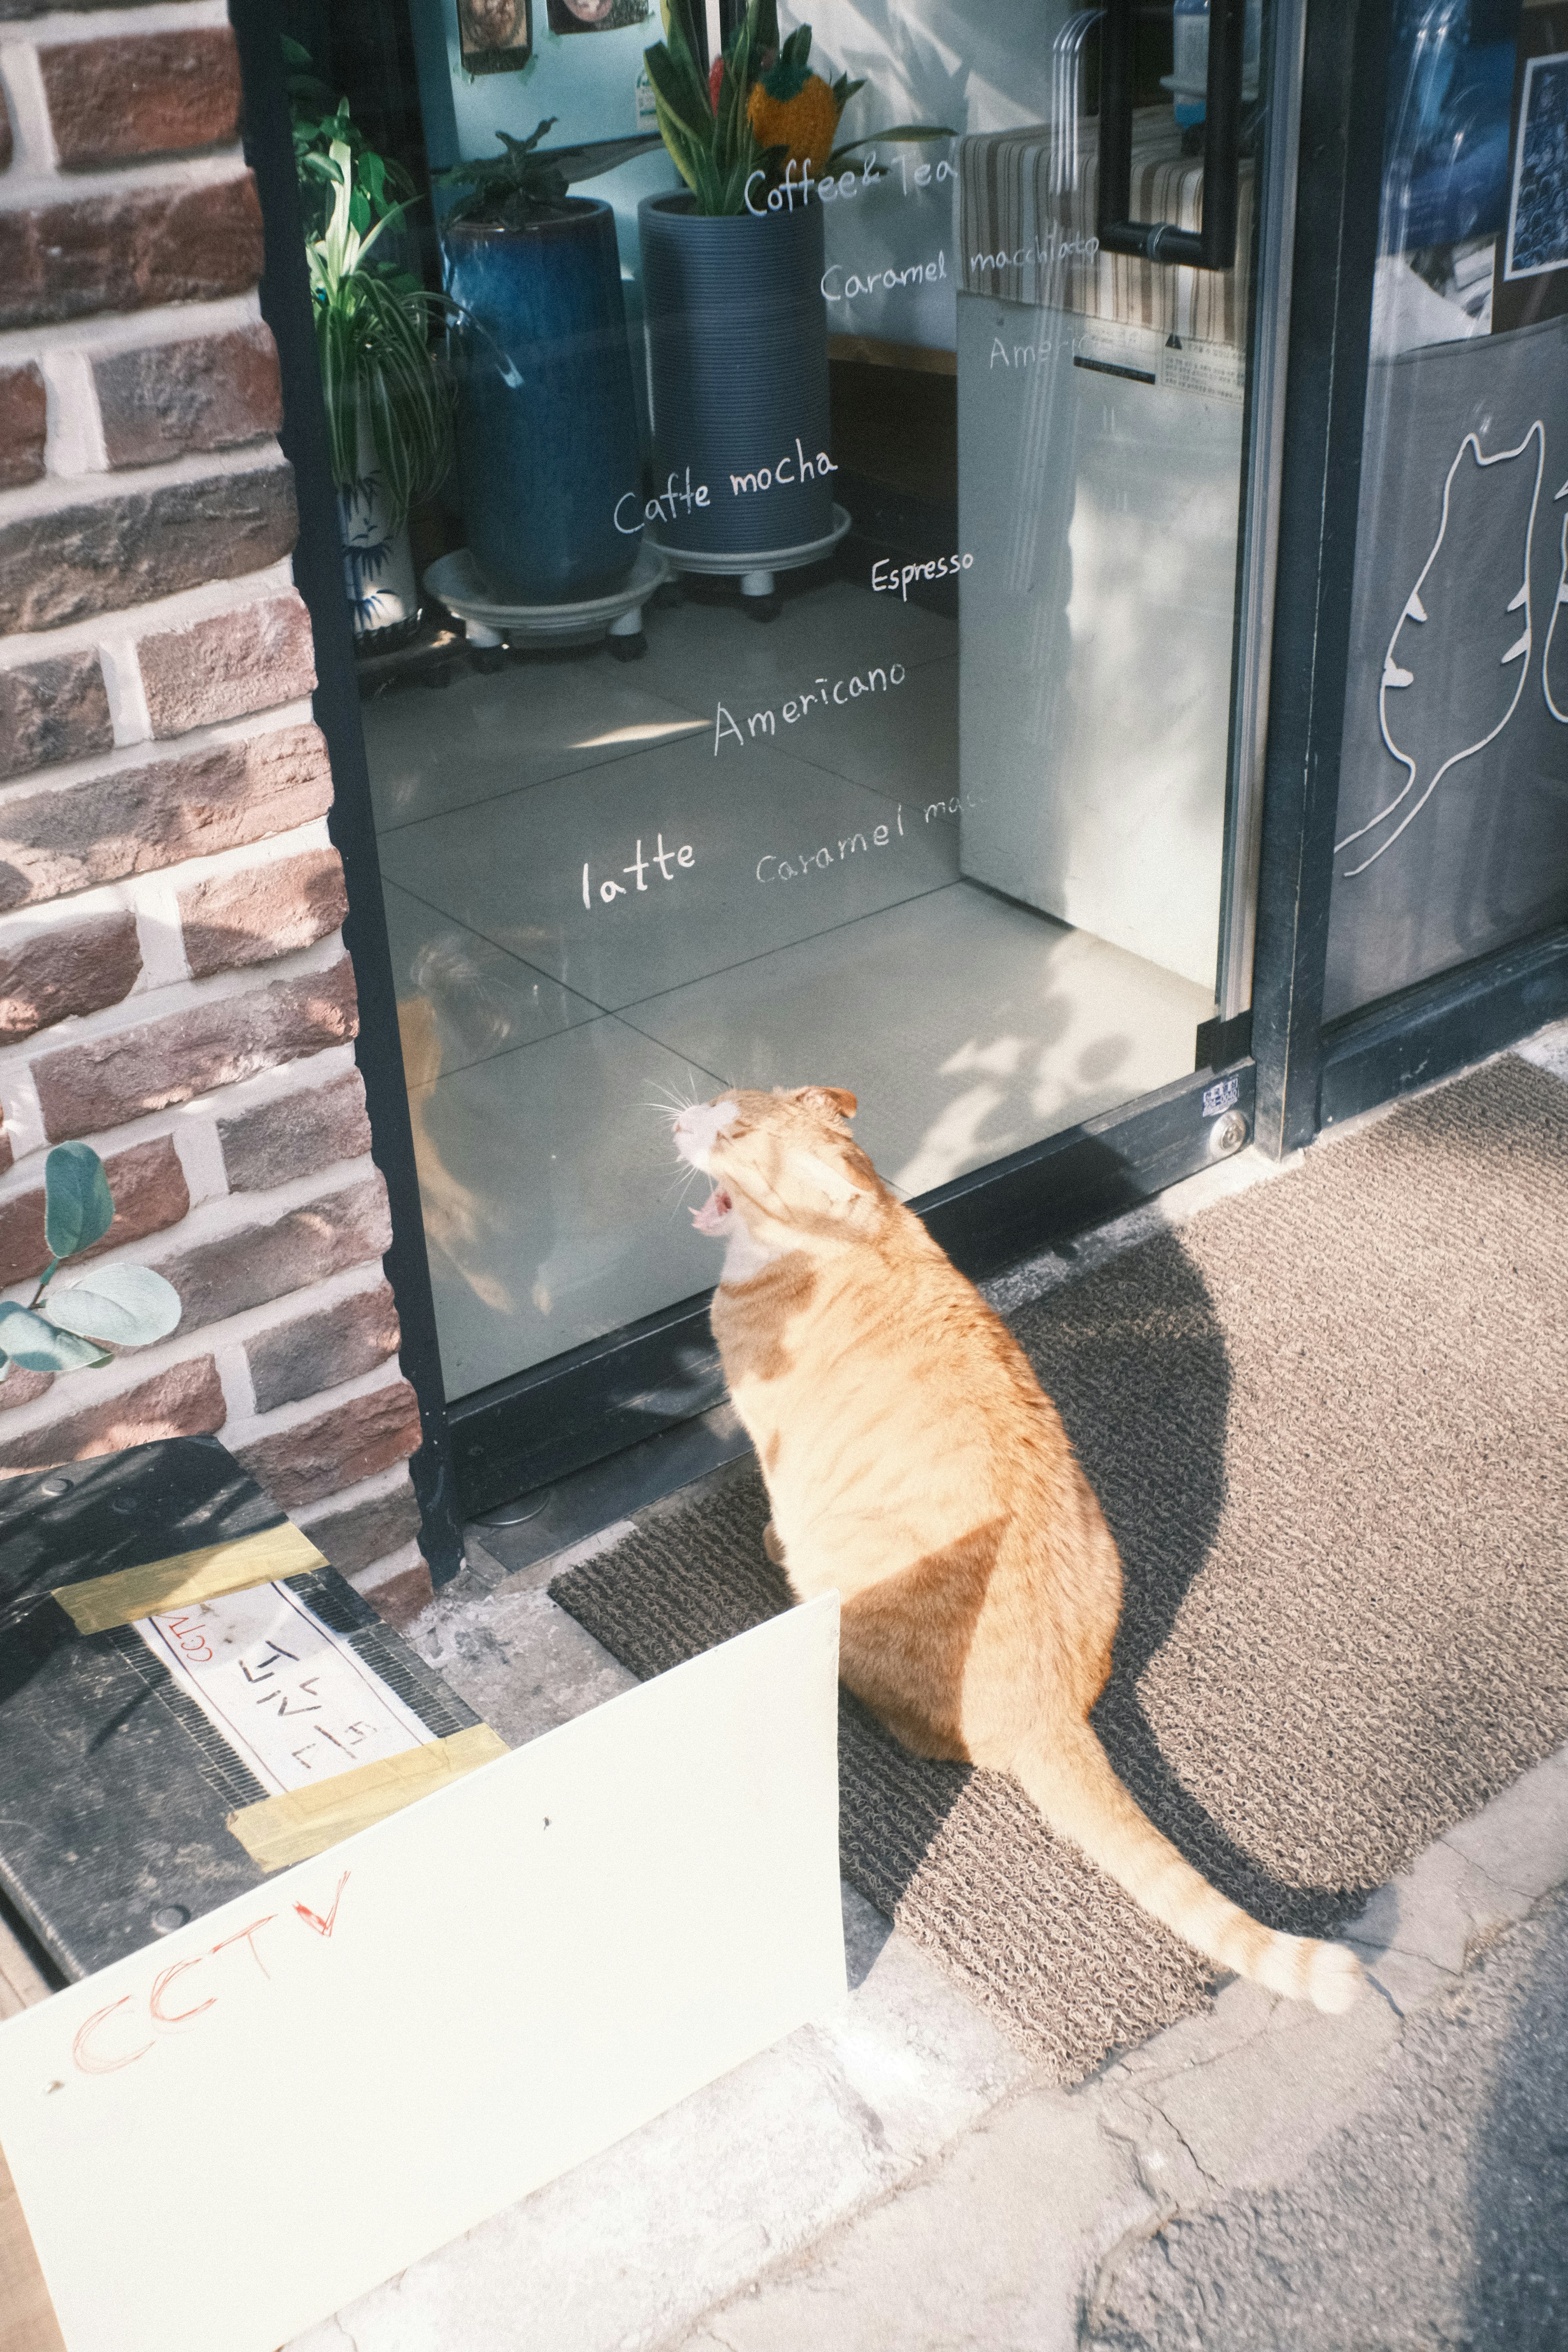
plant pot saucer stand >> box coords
[647,501,852,621]
[423,542,672,666]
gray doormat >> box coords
[551,1056,1568,2081]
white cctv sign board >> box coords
[0,1596,845,2352]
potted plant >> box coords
[437,121,646,606]
[638,0,949,560]
[290,52,453,647]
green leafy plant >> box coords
[644,0,951,217]
[0,1144,181,1384]
[285,38,417,247]
[287,42,453,528]
[644,0,775,216]
[436,118,578,227]
[305,137,455,527]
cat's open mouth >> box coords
[691,1187,732,1235]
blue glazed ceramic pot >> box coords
[638,192,833,557]
[443,199,643,604]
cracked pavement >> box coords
[673,1745,1568,2352]
[1085,1886,1568,2349]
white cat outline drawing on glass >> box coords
[1336,419,1545,876]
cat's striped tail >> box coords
[1013,1719,1363,2013]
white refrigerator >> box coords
[956,115,1254,994]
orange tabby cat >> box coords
[675,1082,1361,2013]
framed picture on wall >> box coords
[545,0,649,31]
[1503,50,1568,279]
[459,0,534,75]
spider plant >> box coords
[305,137,454,528]
[286,37,417,247]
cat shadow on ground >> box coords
[1015,1227,1376,1944]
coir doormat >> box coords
[551,1056,1568,2080]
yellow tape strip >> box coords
[52,1520,329,1635]
[225,1724,510,1873]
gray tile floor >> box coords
[361,572,1214,1397]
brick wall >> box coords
[0,2,433,1625]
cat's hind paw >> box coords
[762,1520,785,1567]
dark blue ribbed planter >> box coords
[638,192,833,556]
[443,200,643,604]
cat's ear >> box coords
[788,1085,858,1125]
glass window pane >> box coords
[1324,0,1568,1022]
[301,0,1283,1399]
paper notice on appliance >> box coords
[1071,319,1245,404]
[132,1582,431,1793]
[1072,317,1160,376]
[1160,338,1247,403]
[0,1595,845,2352]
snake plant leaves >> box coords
[0,1303,109,1374]
[43,1140,115,1261]
[45,1263,183,1350]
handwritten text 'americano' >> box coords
[714,661,906,753]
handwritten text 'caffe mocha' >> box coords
[616,447,838,534]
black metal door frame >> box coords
[1248,0,1568,1149]
[233,0,1568,1544]
[233,2,464,1578]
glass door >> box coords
[322,0,1299,1454]
[1323,0,1568,1022]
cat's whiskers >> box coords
[647,1072,707,1116]
[664,1162,705,1213]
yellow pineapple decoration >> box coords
[746,53,842,178]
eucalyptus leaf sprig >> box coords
[0,1144,182,1384]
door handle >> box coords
[1096,0,1244,270]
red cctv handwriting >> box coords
[67,1872,351,2080]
